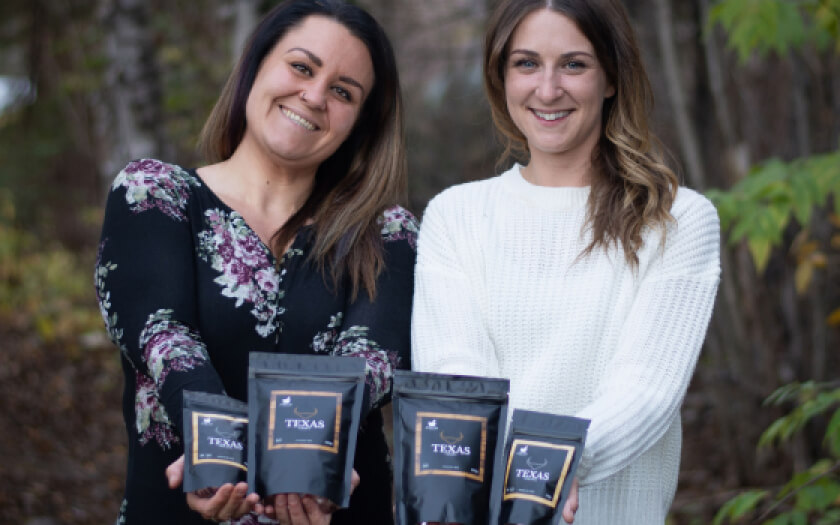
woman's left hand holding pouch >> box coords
[263,469,360,525]
[166,454,260,522]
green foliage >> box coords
[708,0,840,61]
[0,190,102,354]
[713,384,840,524]
[706,149,840,273]
[713,490,770,524]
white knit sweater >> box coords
[411,165,720,524]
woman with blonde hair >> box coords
[95,1,416,523]
[412,0,720,523]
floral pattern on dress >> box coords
[310,312,343,354]
[379,205,419,249]
[133,309,208,448]
[139,309,211,387]
[95,239,124,350]
[228,513,279,524]
[332,325,400,408]
[135,371,178,448]
[112,159,200,221]
[115,498,127,525]
[197,209,289,338]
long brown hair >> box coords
[484,0,678,268]
[199,0,406,300]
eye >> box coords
[332,86,352,102]
[513,58,538,70]
[291,62,312,76]
[563,60,588,73]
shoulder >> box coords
[423,175,505,226]
[669,187,720,241]
[378,205,419,249]
[110,159,201,221]
[428,176,502,209]
[647,187,721,278]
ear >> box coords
[605,83,616,98]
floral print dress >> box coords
[96,159,418,525]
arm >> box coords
[331,206,418,411]
[411,193,500,377]
[574,193,721,484]
[95,159,225,446]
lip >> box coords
[528,108,574,125]
[280,105,320,131]
[530,108,572,123]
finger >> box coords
[350,468,360,494]
[562,478,579,524]
[301,495,330,525]
[240,492,261,516]
[273,493,291,525]
[166,454,185,489]
[217,481,249,520]
[286,493,310,525]
[187,483,234,520]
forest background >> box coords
[0,0,838,524]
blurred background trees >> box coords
[0,0,837,523]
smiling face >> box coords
[504,8,614,168]
[241,15,374,172]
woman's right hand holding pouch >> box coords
[166,454,259,522]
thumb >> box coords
[351,468,360,493]
[166,454,185,489]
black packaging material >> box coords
[247,352,366,507]
[497,409,590,525]
[392,370,510,525]
[182,390,248,492]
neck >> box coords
[221,139,317,216]
[522,137,600,187]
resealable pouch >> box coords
[182,390,248,492]
[392,370,510,525]
[247,352,366,508]
[497,409,590,525]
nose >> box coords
[535,70,563,102]
[300,80,328,110]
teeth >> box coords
[533,110,570,121]
[281,107,316,131]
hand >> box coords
[166,454,259,522]
[260,469,360,525]
[562,478,580,524]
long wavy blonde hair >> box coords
[484,0,678,268]
[199,0,406,299]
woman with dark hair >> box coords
[412,0,720,523]
[95,1,416,524]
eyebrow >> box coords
[287,47,367,97]
[509,49,595,60]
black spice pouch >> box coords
[392,370,510,525]
[497,409,590,525]
[247,352,366,508]
[182,390,248,492]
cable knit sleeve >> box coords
[411,189,501,377]
[574,190,721,484]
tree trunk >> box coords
[652,0,706,190]
[231,0,258,66]
[97,0,167,184]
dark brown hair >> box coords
[484,0,678,267]
[199,0,406,299]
